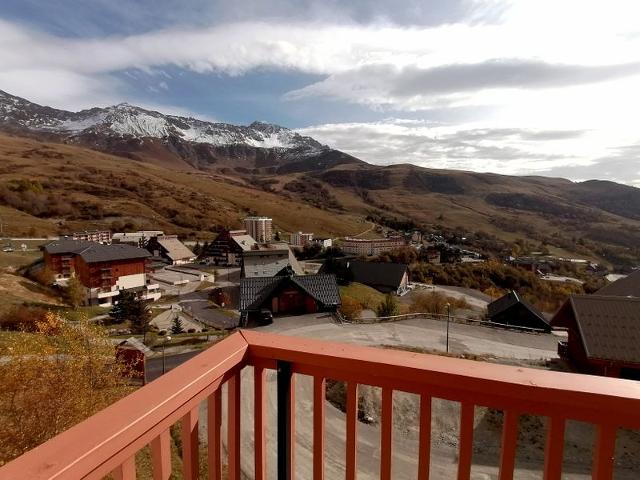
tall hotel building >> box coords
[244,216,273,243]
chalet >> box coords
[240,273,341,318]
[201,230,257,266]
[348,260,410,294]
[146,235,196,265]
[487,291,551,332]
[241,243,303,278]
[596,269,640,297]
[552,295,640,379]
[43,240,161,307]
[116,337,152,380]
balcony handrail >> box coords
[243,330,640,428]
[0,333,248,480]
[2,330,640,479]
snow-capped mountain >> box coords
[0,90,323,150]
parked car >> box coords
[2,245,13,252]
[258,309,273,326]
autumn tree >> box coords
[0,312,133,463]
[65,276,85,309]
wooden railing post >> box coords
[380,388,393,480]
[111,456,136,480]
[498,410,519,480]
[255,366,267,480]
[417,394,432,480]
[228,373,241,480]
[277,361,294,480]
[181,406,199,480]
[457,403,475,480]
[593,424,617,479]
[151,429,172,480]
[313,376,326,480]
[543,416,565,480]
[345,382,359,480]
[207,388,222,480]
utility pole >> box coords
[446,303,451,354]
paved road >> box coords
[179,290,239,329]
[146,350,200,381]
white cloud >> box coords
[296,119,640,183]
[1,0,640,183]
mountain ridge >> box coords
[0,90,639,266]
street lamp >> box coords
[162,335,172,374]
[445,303,451,354]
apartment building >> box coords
[290,231,313,247]
[71,230,112,244]
[43,240,161,307]
[244,217,273,243]
[340,236,406,256]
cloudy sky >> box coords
[2,0,640,185]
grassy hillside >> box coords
[0,133,639,265]
[0,134,366,239]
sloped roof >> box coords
[242,244,303,278]
[348,260,408,290]
[79,244,151,263]
[487,290,547,324]
[230,235,257,251]
[597,270,640,297]
[240,274,341,311]
[44,239,94,254]
[155,237,195,261]
[118,337,152,355]
[558,295,640,363]
[44,240,150,263]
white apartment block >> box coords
[72,230,112,244]
[341,237,406,256]
[244,217,273,243]
[290,232,314,247]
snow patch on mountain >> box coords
[0,90,324,151]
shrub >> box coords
[0,306,50,332]
[376,293,400,317]
[409,291,470,315]
[340,296,363,321]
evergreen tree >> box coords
[109,292,152,341]
[129,298,152,341]
[108,290,137,324]
[170,315,185,334]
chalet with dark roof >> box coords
[240,273,341,318]
[596,270,640,297]
[201,229,257,266]
[551,295,640,378]
[348,260,410,294]
[487,291,551,332]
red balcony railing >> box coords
[1,330,639,479]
